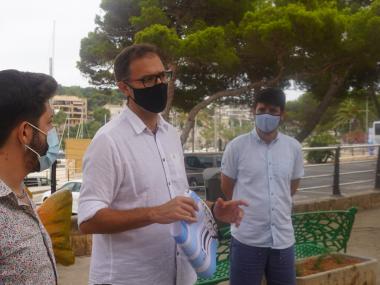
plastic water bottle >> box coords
[171,190,218,278]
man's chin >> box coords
[31,164,40,173]
[25,159,40,174]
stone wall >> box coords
[293,190,380,213]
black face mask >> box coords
[130,83,168,113]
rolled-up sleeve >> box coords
[78,133,122,226]
[221,142,238,180]
[292,144,304,180]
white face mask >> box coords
[24,123,60,171]
[255,114,281,133]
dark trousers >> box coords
[230,237,296,285]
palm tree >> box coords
[334,99,365,132]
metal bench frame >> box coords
[195,207,357,285]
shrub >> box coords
[306,133,338,164]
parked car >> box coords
[24,176,51,188]
[41,179,82,214]
[184,153,222,188]
[24,176,52,200]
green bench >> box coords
[293,207,357,258]
[195,207,357,285]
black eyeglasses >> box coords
[125,70,173,88]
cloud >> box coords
[0,0,101,86]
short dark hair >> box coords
[253,87,286,111]
[0,70,57,148]
[114,44,161,82]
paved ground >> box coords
[57,204,380,285]
[347,207,380,285]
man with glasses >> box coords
[78,44,247,285]
[221,88,304,285]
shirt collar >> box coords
[251,128,281,145]
[0,179,12,197]
[124,106,169,135]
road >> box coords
[30,156,378,205]
[193,156,378,201]
[299,157,377,197]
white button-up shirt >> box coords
[221,129,304,249]
[78,107,196,285]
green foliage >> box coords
[85,121,103,138]
[181,27,240,73]
[130,4,170,31]
[53,110,67,127]
[93,107,111,123]
[306,132,338,163]
[334,98,364,131]
[77,0,380,142]
[135,24,181,61]
[220,119,253,143]
[285,93,320,135]
[77,32,119,86]
[78,0,253,110]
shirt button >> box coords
[168,182,171,186]
[162,158,166,162]
[176,251,180,256]
[269,177,272,180]
[271,192,274,196]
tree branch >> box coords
[295,67,352,142]
[180,62,285,145]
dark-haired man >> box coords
[221,88,304,285]
[0,70,59,284]
[78,44,247,285]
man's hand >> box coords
[149,196,199,224]
[213,198,248,227]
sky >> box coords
[0,0,102,87]
[0,0,303,100]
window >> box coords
[185,156,203,168]
[199,157,213,168]
[40,178,50,186]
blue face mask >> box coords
[255,114,281,133]
[25,123,60,171]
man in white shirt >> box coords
[221,88,304,285]
[78,44,247,285]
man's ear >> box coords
[117,81,133,101]
[280,110,286,122]
[17,122,33,146]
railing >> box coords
[188,144,380,197]
[46,145,380,197]
[300,144,380,196]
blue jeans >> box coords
[230,237,296,285]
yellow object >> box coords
[65,139,91,172]
[25,187,33,199]
[37,190,75,266]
